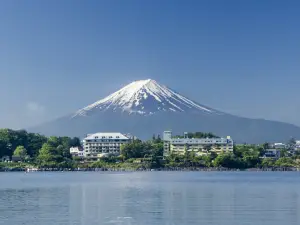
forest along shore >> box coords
[1,129,300,171]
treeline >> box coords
[174,132,219,139]
[0,129,81,161]
[118,137,298,169]
[87,143,299,170]
[164,144,298,169]
[1,129,299,170]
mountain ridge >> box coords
[30,79,300,143]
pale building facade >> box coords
[83,132,131,159]
[70,147,84,157]
[163,131,234,157]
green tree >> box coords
[213,153,243,168]
[275,157,295,167]
[0,129,49,158]
[0,129,21,157]
[120,139,152,159]
[58,137,72,158]
[47,136,60,147]
[150,142,163,158]
[261,158,275,167]
[0,138,10,157]
[44,136,74,159]
[37,143,63,167]
[70,137,81,147]
[234,144,262,168]
[202,154,213,167]
[56,145,65,157]
[185,151,197,167]
[13,145,28,161]
[27,133,47,157]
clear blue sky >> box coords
[0,0,299,129]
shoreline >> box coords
[1,167,298,172]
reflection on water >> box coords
[0,172,300,225]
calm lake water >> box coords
[0,172,300,225]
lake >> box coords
[0,172,300,225]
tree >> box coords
[202,154,213,167]
[58,137,72,158]
[47,136,60,147]
[150,143,163,158]
[0,129,22,157]
[27,133,47,157]
[37,143,63,167]
[185,151,197,167]
[43,136,75,159]
[233,144,262,168]
[56,145,65,157]
[275,157,295,167]
[0,129,49,158]
[120,140,152,159]
[261,158,275,167]
[70,137,81,147]
[0,139,10,158]
[13,146,28,161]
[213,153,243,168]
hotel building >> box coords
[163,131,234,157]
[82,132,132,159]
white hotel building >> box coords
[163,131,234,157]
[70,146,84,158]
[82,132,132,159]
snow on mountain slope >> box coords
[31,79,300,143]
[72,79,218,118]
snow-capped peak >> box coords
[72,79,216,117]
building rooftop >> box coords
[274,143,286,145]
[84,132,129,140]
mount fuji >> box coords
[31,79,300,143]
[72,79,219,117]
